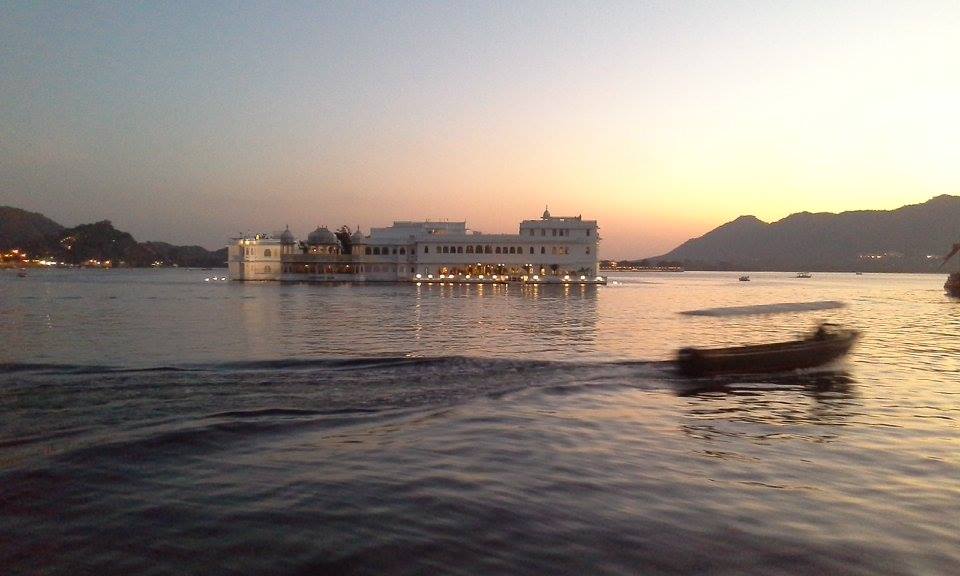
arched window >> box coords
[442,246,449,254]
[424,246,429,253]
[484,245,492,254]
[399,247,406,255]
[540,247,545,254]
[373,247,381,255]
[529,247,534,254]
[586,247,590,254]
[264,265,271,272]
[457,246,463,253]
[475,245,483,253]
[365,247,372,255]
[495,247,501,254]
[508,247,515,254]
[264,248,272,257]
[466,246,474,253]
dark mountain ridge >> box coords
[649,195,960,272]
[0,206,226,267]
[0,206,64,249]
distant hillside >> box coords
[649,195,960,272]
[0,207,226,268]
[0,206,65,250]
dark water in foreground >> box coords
[2,270,958,575]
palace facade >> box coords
[228,209,603,284]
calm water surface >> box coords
[1,269,958,575]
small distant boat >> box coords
[739,275,750,282]
[676,324,859,377]
[17,269,27,278]
[796,272,812,279]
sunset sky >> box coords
[2,1,958,258]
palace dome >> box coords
[307,226,338,245]
[350,227,365,243]
[279,226,295,244]
[542,207,551,219]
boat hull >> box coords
[677,329,859,377]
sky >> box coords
[2,1,959,258]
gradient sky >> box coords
[2,1,959,257]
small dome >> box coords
[350,227,365,243]
[280,226,295,244]
[542,206,551,219]
[307,226,338,245]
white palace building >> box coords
[227,209,604,284]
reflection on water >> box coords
[675,371,861,447]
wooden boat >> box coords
[676,324,859,377]
[739,275,750,281]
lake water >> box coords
[2,269,958,575]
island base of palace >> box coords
[228,211,605,285]
[264,274,606,285]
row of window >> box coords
[425,245,589,255]
[283,264,418,274]
[525,228,591,237]
[365,247,406,255]
[362,244,592,256]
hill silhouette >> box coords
[0,206,64,249]
[648,195,960,272]
[0,206,226,267]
